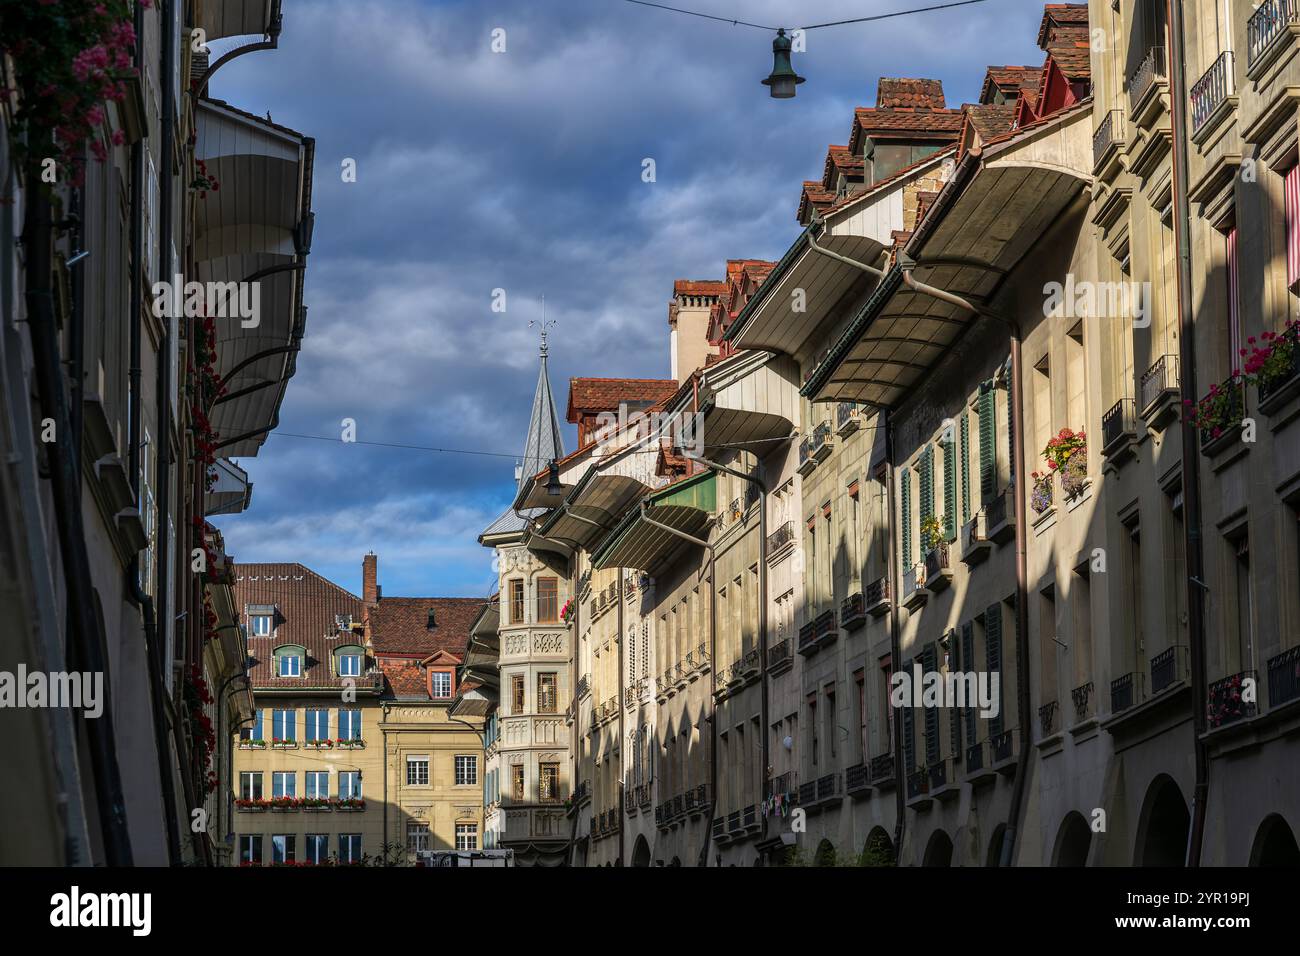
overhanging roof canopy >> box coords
[804,106,1092,407]
[696,350,797,456]
[199,0,279,42]
[195,98,314,457]
[205,457,252,516]
[590,473,715,572]
[534,469,652,553]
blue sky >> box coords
[213,0,1047,599]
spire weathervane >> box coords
[529,295,556,358]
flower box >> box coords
[239,740,266,750]
[1250,321,1300,415]
[333,800,366,812]
[304,740,333,750]
[271,740,297,750]
[235,802,268,812]
[1187,375,1245,456]
[335,739,365,750]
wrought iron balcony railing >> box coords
[1038,700,1059,737]
[1191,51,1235,133]
[836,401,861,435]
[1128,47,1167,113]
[845,763,870,793]
[1111,671,1143,714]
[841,591,866,631]
[1140,353,1179,416]
[990,729,1015,764]
[1071,681,1094,724]
[1093,109,1125,168]
[1101,398,1136,455]
[1150,645,1187,696]
[864,575,891,615]
[766,520,794,556]
[768,637,792,672]
[924,540,952,591]
[1248,0,1300,70]
[1208,670,1258,728]
[869,752,894,785]
[1267,646,1300,709]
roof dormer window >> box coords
[251,614,272,637]
[272,643,307,679]
[278,654,301,678]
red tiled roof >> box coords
[673,278,728,296]
[855,107,965,133]
[566,378,679,422]
[963,103,1016,143]
[877,77,946,110]
[822,145,863,188]
[233,563,366,691]
[367,596,481,658]
[980,65,1043,104]
[799,180,836,223]
[1038,3,1090,48]
[1046,36,1092,81]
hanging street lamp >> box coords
[761,28,804,99]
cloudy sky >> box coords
[213,0,1047,599]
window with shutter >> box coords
[901,468,913,569]
[979,385,997,500]
[962,622,977,747]
[960,412,970,524]
[920,447,934,523]
[986,604,1003,738]
[943,437,956,541]
[1006,378,1016,484]
[948,630,962,761]
[901,658,916,770]
[923,644,940,766]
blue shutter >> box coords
[962,622,977,747]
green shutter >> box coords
[902,658,916,770]
[978,385,997,500]
[943,437,957,541]
[1006,378,1016,484]
[986,603,1003,738]
[901,468,912,569]
[962,622,977,747]
[923,644,940,766]
[961,413,972,522]
[920,447,934,522]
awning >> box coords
[205,457,252,516]
[199,0,279,42]
[727,150,956,355]
[695,350,797,456]
[533,468,652,553]
[590,472,715,571]
[448,683,497,719]
[803,105,1093,407]
[195,98,314,458]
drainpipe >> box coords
[1167,0,1209,867]
[897,261,1031,868]
[617,571,625,865]
[636,502,717,867]
[808,216,890,277]
[885,418,907,863]
[681,448,773,861]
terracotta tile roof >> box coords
[380,657,434,698]
[1046,35,1092,81]
[566,378,679,422]
[367,596,482,659]
[963,103,1016,142]
[1038,3,1090,48]
[673,279,728,296]
[980,65,1043,104]
[854,107,965,135]
[233,563,367,691]
[826,144,957,215]
[877,77,946,110]
[799,180,836,222]
[822,145,864,188]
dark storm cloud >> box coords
[211,0,1043,597]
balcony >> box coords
[1208,671,1258,729]
[961,511,991,565]
[905,768,931,807]
[923,542,952,593]
[868,752,895,787]
[1071,681,1095,725]
[1038,700,1059,738]
[1101,398,1136,459]
[768,638,793,676]
[1139,353,1180,423]
[1191,51,1235,137]
[768,771,797,799]
[1092,109,1125,174]
[693,784,710,812]
[654,805,668,830]
[990,729,1016,773]
[1267,646,1300,709]
[576,673,591,700]
[766,520,795,558]
[797,436,817,476]
[929,758,958,800]
[797,781,817,806]
[1258,322,1300,415]
[1248,0,1300,74]
[836,401,861,437]
[864,575,891,617]
[840,592,867,632]
[742,804,760,832]
[736,647,761,682]
[845,763,871,796]
[1111,671,1144,714]
[902,563,927,610]
[815,772,842,807]
[986,490,1015,543]
[711,817,725,842]
[1127,47,1167,119]
[812,421,833,463]
[727,810,742,835]
[797,612,836,656]
[1196,375,1245,456]
[1150,645,1188,696]
[965,741,985,775]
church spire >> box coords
[518,311,564,495]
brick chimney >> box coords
[363,552,378,605]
